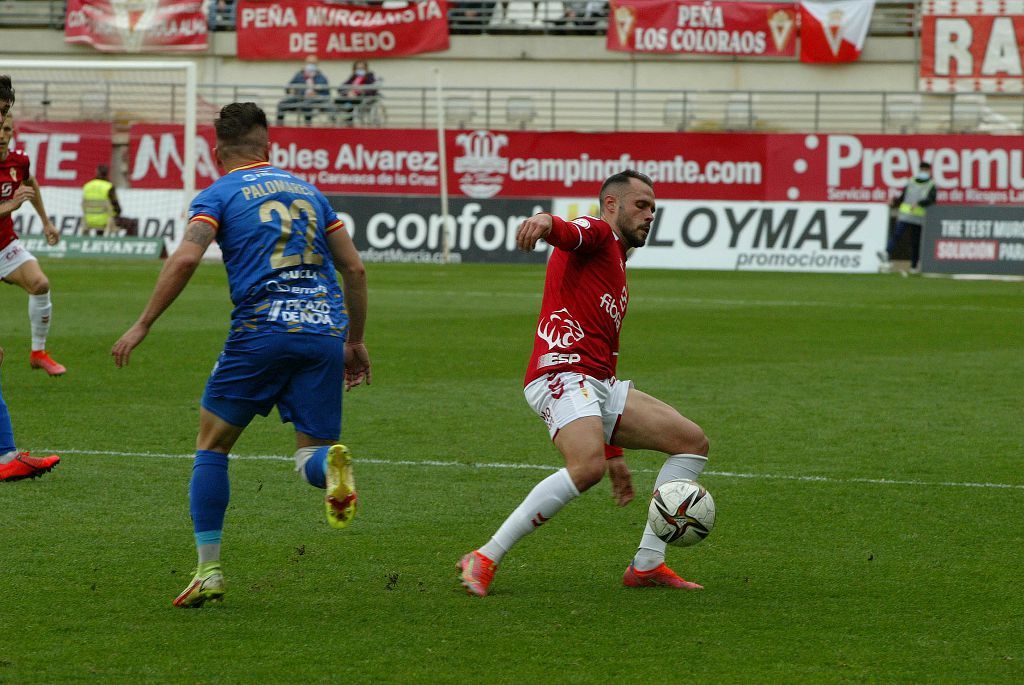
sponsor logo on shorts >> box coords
[2,243,23,262]
[547,375,566,399]
[540,406,554,428]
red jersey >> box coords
[524,215,629,387]
[0,149,31,250]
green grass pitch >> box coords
[1,259,1022,683]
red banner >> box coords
[235,0,449,60]
[124,125,1024,206]
[920,2,1024,93]
[11,122,113,187]
[798,0,875,63]
[64,0,208,53]
[606,0,797,56]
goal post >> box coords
[3,59,198,242]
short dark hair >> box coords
[97,164,109,178]
[919,161,932,171]
[214,102,269,159]
[0,74,15,119]
[599,169,654,204]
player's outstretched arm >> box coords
[327,227,370,390]
[515,213,553,251]
[27,177,58,245]
[112,221,214,368]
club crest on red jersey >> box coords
[537,307,584,349]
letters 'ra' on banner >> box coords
[920,1,1024,93]
[64,0,208,52]
[607,0,797,56]
[236,0,450,60]
[798,0,875,63]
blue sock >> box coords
[0,376,15,454]
[189,450,230,544]
[302,445,331,489]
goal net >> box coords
[3,59,197,250]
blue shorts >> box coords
[201,331,345,440]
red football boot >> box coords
[29,350,66,376]
[0,451,60,482]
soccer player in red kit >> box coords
[0,108,66,376]
[458,169,711,596]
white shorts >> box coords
[524,372,632,441]
[0,239,36,280]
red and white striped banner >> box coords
[920,1,1024,93]
[64,0,208,53]
[798,0,875,63]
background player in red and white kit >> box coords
[0,111,66,376]
[458,169,711,596]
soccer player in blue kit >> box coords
[112,103,370,608]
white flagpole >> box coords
[434,67,451,264]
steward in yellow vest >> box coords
[879,161,937,272]
[81,165,121,235]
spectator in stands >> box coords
[334,60,379,127]
[449,1,496,34]
[208,0,237,30]
[499,0,539,24]
[878,161,937,274]
[276,57,331,126]
[552,0,607,34]
[81,164,122,236]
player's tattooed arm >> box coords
[183,221,216,249]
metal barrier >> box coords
[1,0,920,35]
[0,0,64,28]
[10,77,1022,135]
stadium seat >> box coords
[80,91,111,120]
[884,94,920,133]
[445,97,476,128]
[951,93,985,132]
[663,99,692,131]
[506,96,536,129]
[724,93,756,131]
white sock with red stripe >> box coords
[28,292,52,352]
[634,454,708,572]
[478,467,579,564]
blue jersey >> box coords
[189,162,348,338]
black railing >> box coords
[8,76,1022,135]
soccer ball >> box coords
[647,479,716,547]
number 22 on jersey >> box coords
[261,198,324,269]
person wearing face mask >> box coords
[334,61,378,127]
[878,161,937,274]
[275,56,331,126]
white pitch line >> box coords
[387,289,1024,315]
[50,448,1024,491]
